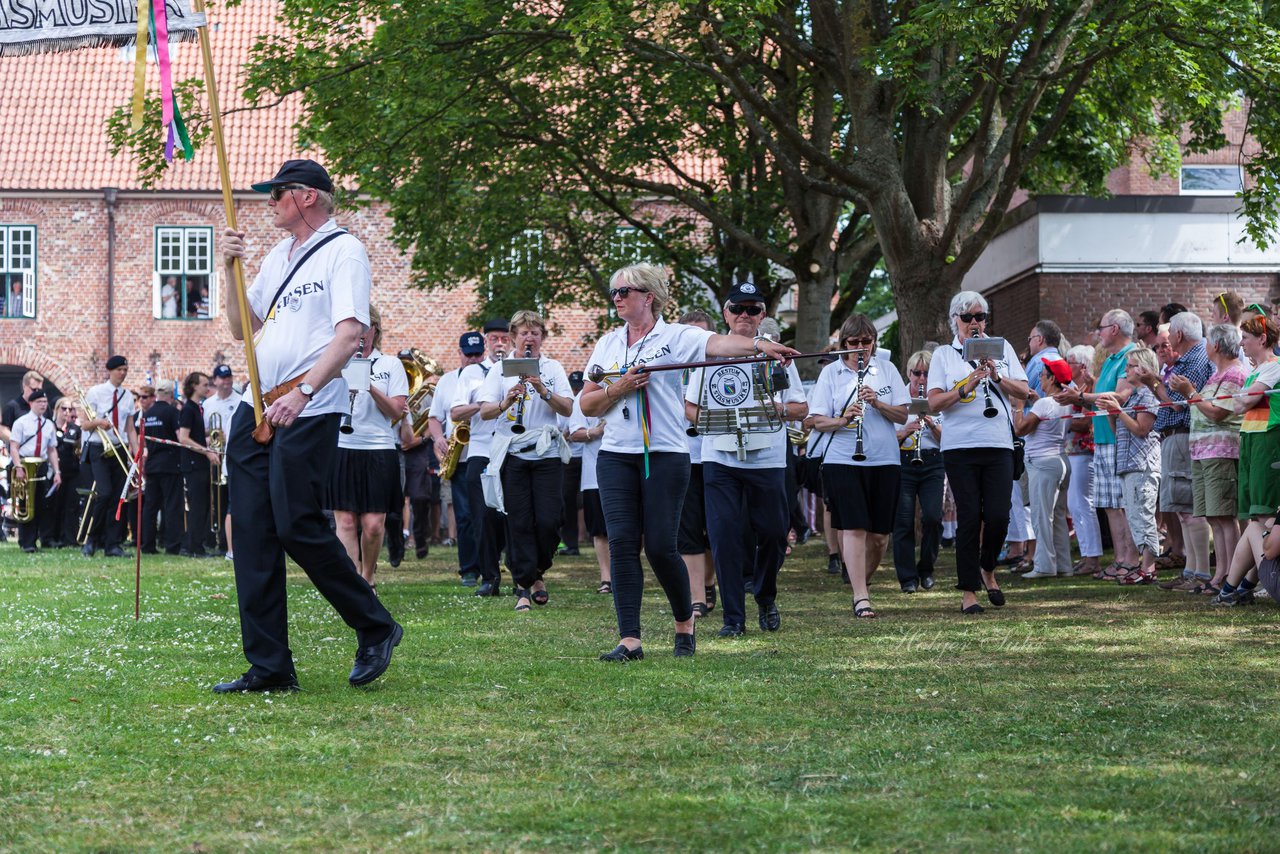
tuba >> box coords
[9,458,44,524]
[400,349,443,416]
[439,420,470,480]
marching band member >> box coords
[50,396,82,548]
[892,350,944,593]
[329,305,410,588]
[478,310,573,611]
[684,286,807,637]
[139,383,183,556]
[676,310,717,616]
[452,318,511,597]
[568,392,609,593]
[558,371,586,557]
[7,389,60,552]
[927,291,1029,614]
[80,355,136,558]
[427,332,485,562]
[579,263,798,662]
[217,158,401,692]
[205,364,241,558]
[178,372,222,558]
[809,315,909,618]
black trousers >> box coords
[501,456,564,588]
[182,466,212,555]
[785,445,807,536]
[452,458,477,575]
[85,444,127,549]
[209,481,229,552]
[703,462,788,628]
[598,451,693,640]
[942,447,1013,592]
[409,497,432,556]
[464,455,506,585]
[227,407,395,679]
[142,471,184,554]
[892,450,945,583]
[559,457,582,549]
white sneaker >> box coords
[1021,569,1057,579]
[224,551,234,561]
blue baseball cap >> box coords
[460,332,485,355]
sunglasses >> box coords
[1095,322,1118,333]
[957,312,988,323]
[139,394,155,400]
[844,336,874,346]
[269,183,312,201]
[727,304,764,316]
[608,286,647,300]
[909,369,927,377]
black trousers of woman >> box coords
[500,456,563,589]
[597,450,693,639]
[942,447,1013,592]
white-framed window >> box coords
[608,226,660,264]
[1180,165,1244,195]
[1,225,36,320]
[154,226,217,320]
[485,229,546,310]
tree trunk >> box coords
[891,259,961,360]
[794,269,836,380]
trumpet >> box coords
[439,419,470,480]
[510,345,532,435]
[786,425,811,446]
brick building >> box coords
[0,2,607,404]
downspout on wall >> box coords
[103,187,118,358]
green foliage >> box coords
[1,547,1279,849]
[105,80,212,189]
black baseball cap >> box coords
[460,332,484,355]
[212,364,233,379]
[569,371,584,391]
[727,282,765,304]
[251,159,335,194]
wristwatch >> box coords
[298,382,315,399]
[540,390,552,402]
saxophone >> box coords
[439,420,470,480]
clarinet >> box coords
[910,386,927,466]
[339,339,364,434]
[510,345,533,435]
[851,352,868,462]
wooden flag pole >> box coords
[193,0,264,426]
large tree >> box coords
[116,0,1280,358]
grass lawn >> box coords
[1,537,1278,852]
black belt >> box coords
[1160,426,1190,437]
[901,448,941,460]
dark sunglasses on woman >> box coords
[957,312,988,323]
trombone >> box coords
[77,390,131,477]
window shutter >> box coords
[208,267,219,318]
[152,271,162,319]
[21,271,35,317]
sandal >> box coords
[705,586,717,612]
[692,602,708,618]
[1098,562,1128,580]
[853,597,877,618]
[514,588,532,611]
[531,587,549,606]
[1118,568,1156,585]
[1189,582,1221,596]
[596,581,612,595]
[998,551,1027,567]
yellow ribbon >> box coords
[130,0,149,131]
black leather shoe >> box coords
[827,554,842,575]
[961,603,985,615]
[212,671,299,694]
[900,580,918,593]
[389,556,402,568]
[21,546,36,553]
[349,621,403,686]
[557,546,580,556]
[81,543,96,557]
[474,581,501,597]
[599,643,644,662]
[674,632,695,657]
[985,586,1006,607]
[920,575,935,590]
[717,624,745,638]
[758,600,780,632]
[104,546,125,558]
[460,572,479,588]
[415,548,429,559]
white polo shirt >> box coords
[926,336,1028,452]
[685,361,805,469]
[338,349,410,450]
[247,219,370,416]
[477,355,571,460]
[585,318,714,455]
[83,381,134,447]
[203,389,241,436]
[568,397,604,490]
[454,360,496,458]
[809,356,909,466]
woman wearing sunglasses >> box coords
[926,291,1029,614]
[579,265,798,661]
[808,314,910,618]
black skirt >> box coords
[821,463,900,534]
[328,447,401,514]
[582,488,607,538]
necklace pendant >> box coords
[622,404,630,421]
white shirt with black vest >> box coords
[926,336,1028,452]
[585,318,715,455]
[684,361,805,470]
[338,349,410,451]
[83,382,134,447]
[247,219,370,417]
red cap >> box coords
[1042,357,1073,386]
